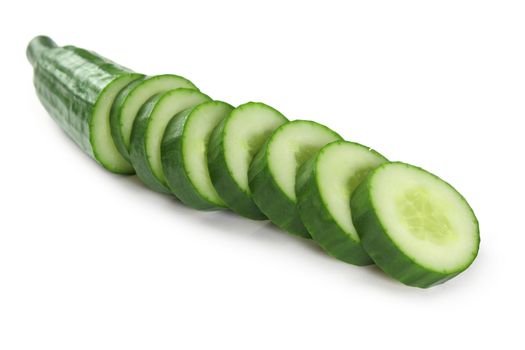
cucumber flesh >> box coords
[350,162,480,287]
[296,141,387,265]
[162,101,233,209]
[207,102,288,219]
[130,88,211,193]
[110,74,197,161]
[249,120,342,237]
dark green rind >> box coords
[207,117,267,220]
[249,121,342,238]
[110,74,198,162]
[27,35,143,174]
[296,152,374,265]
[249,143,308,235]
[130,89,211,194]
[350,162,480,288]
[130,94,168,192]
[162,101,232,210]
[110,76,146,162]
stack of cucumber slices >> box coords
[27,36,480,288]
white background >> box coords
[1,1,524,349]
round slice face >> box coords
[111,74,197,160]
[91,73,144,174]
[161,101,233,209]
[249,120,342,237]
[296,141,387,265]
[351,162,480,287]
[130,88,211,193]
[207,102,288,219]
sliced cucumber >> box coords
[249,120,342,237]
[110,74,197,161]
[207,102,288,219]
[351,162,480,288]
[161,101,233,209]
[296,141,388,265]
[129,88,211,193]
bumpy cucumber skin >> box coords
[129,94,171,193]
[110,77,146,162]
[207,117,267,220]
[162,102,232,210]
[296,152,374,265]
[28,36,143,174]
[350,162,480,288]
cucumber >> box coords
[129,89,211,193]
[350,162,480,288]
[207,102,288,219]
[296,141,388,265]
[27,36,143,174]
[249,120,342,237]
[110,74,198,161]
[161,101,233,209]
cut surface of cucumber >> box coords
[207,102,288,219]
[296,141,387,265]
[350,162,480,287]
[130,88,211,193]
[111,74,197,161]
[249,120,342,237]
[162,101,233,209]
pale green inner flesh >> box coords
[183,102,233,205]
[147,90,211,184]
[371,163,479,272]
[317,142,386,241]
[224,103,287,192]
[397,188,457,245]
[121,75,196,149]
[268,121,341,201]
[92,75,139,172]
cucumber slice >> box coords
[351,162,480,288]
[207,102,288,219]
[296,141,388,265]
[129,88,211,193]
[110,74,197,161]
[161,101,233,209]
[249,120,342,237]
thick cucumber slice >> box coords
[110,74,197,161]
[208,102,288,219]
[351,162,480,288]
[161,101,233,209]
[129,89,211,193]
[249,120,342,237]
[296,141,388,265]
[27,36,143,174]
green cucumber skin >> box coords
[129,94,171,193]
[110,77,146,162]
[350,166,479,288]
[28,36,143,174]
[249,142,310,238]
[162,103,230,210]
[296,155,373,265]
[207,118,267,220]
